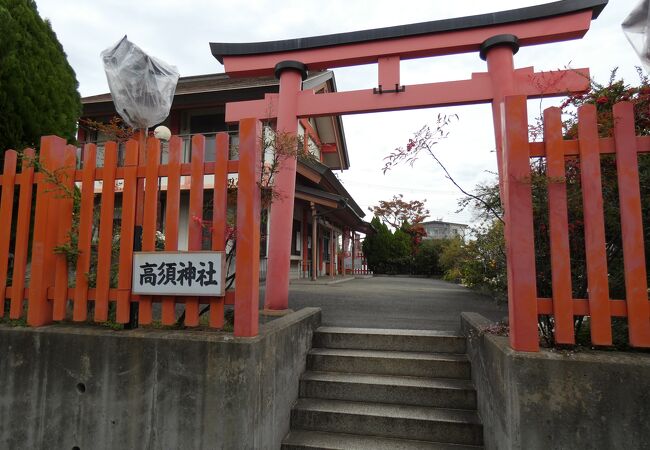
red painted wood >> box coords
[577,104,612,345]
[612,101,650,347]
[139,138,161,325]
[234,118,262,337]
[53,146,77,321]
[226,68,589,121]
[94,142,118,322]
[73,145,97,321]
[0,150,17,317]
[378,55,400,90]
[221,11,592,76]
[485,45,516,226]
[116,140,139,323]
[530,136,650,157]
[265,68,302,311]
[209,133,229,329]
[302,209,308,277]
[161,136,182,326]
[10,149,35,318]
[212,133,229,251]
[27,136,66,326]
[185,134,206,327]
[502,96,539,352]
[537,298,631,318]
[543,107,575,344]
[73,161,240,182]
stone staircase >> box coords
[281,327,483,449]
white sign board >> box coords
[132,251,226,296]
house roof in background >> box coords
[298,157,364,218]
[81,71,334,104]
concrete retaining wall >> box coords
[0,307,321,450]
[461,312,650,450]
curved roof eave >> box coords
[211,0,607,63]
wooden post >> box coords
[502,96,539,352]
[185,134,206,327]
[161,136,182,326]
[543,107,574,344]
[0,151,17,317]
[116,140,139,323]
[234,118,262,337]
[209,132,230,328]
[311,203,317,281]
[265,64,305,310]
[27,136,66,326]
[52,145,77,321]
[302,208,309,278]
[578,104,612,345]
[138,137,161,325]
[613,102,650,347]
[94,142,118,322]
[330,228,335,279]
[10,148,35,319]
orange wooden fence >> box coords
[0,118,262,337]
[503,96,650,351]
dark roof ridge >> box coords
[211,0,607,62]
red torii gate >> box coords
[211,0,608,351]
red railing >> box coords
[504,96,650,351]
[0,118,262,337]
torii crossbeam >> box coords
[211,0,608,351]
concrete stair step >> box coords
[307,348,471,379]
[290,398,483,446]
[282,430,484,450]
[300,371,476,409]
[314,327,466,353]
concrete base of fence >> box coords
[0,307,321,450]
[461,312,650,450]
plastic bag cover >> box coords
[101,36,180,129]
[623,0,650,73]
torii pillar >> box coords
[265,62,307,312]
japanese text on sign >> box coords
[132,251,226,296]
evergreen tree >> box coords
[0,0,81,154]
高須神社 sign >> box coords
[132,252,226,296]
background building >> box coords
[78,71,370,281]
[420,220,469,241]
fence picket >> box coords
[10,148,35,318]
[577,104,613,345]
[185,135,206,327]
[612,102,650,346]
[161,136,182,325]
[138,138,161,325]
[543,107,575,344]
[94,142,118,322]
[234,119,262,337]
[116,140,139,323]
[73,145,97,322]
[52,146,77,320]
[209,133,229,328]
[0,151,17,317]
[27,136,66,326]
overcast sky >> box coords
[36,0,642,226]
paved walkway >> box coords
[281,276,507,332]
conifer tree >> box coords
[0,0,81,154]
